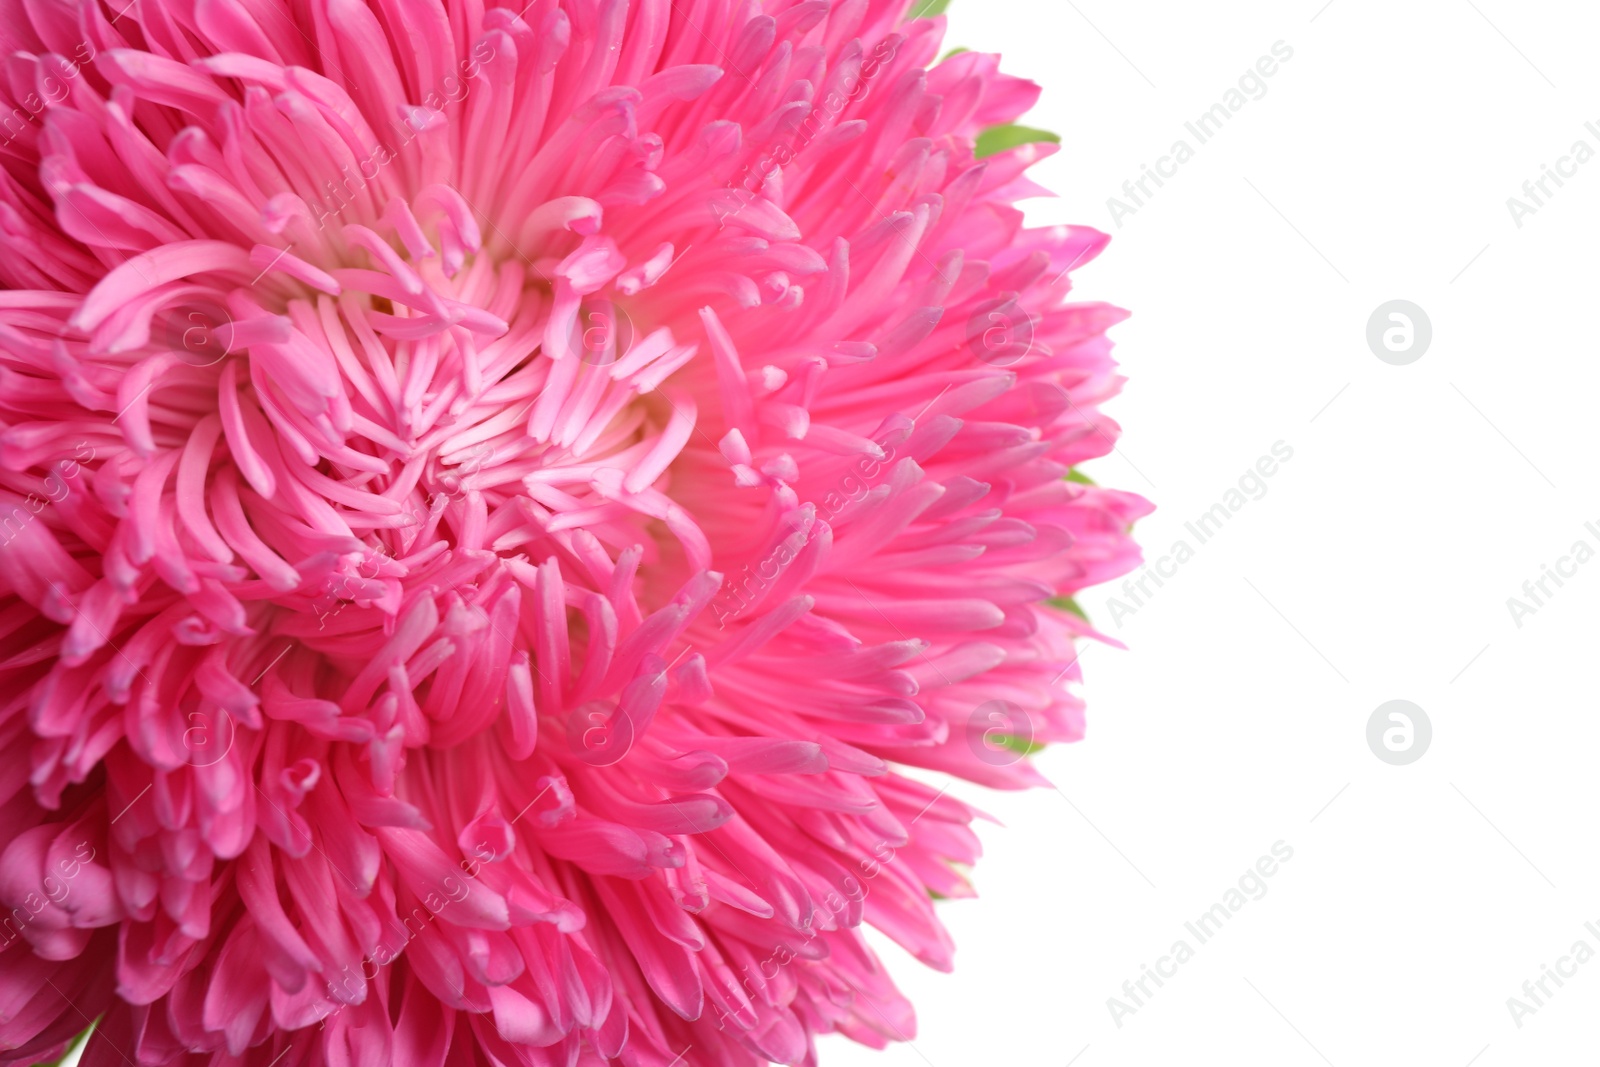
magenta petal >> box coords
[0,2,1145,1065]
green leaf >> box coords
[34,1024,95,1067]
[939,46,969,60]
[910,0,950,16]
[993,735,1047,756]
[974,124,1061,158]
[1048,596,1087,620]
[1065,467,1096,485]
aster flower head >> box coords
[0,0,1148,1064]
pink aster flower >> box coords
[0,0,1148,1063]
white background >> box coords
[826,1,1600,1065]
[46,5,1594,1067]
